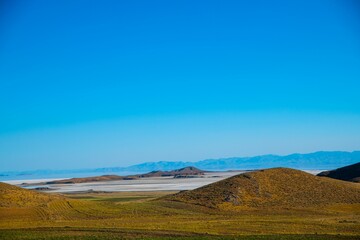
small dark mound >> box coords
[173,166,203,173]
[317,162,360,183]
[138,166,205,178]
[164,168,360,209]
[46,175,127,184]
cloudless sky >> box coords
[1,0,360,171]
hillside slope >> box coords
[317,162,360,182]
[165,168,360,209]
[0,182,65,208]
[0,182,112,221]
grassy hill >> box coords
[318,162,360,183]
[164,168,360,209]
[0,182,115,222]
[0,182,64,208]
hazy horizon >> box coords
[1,149,359,173]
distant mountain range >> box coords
[2,151,360,178]
[95,151,360,172]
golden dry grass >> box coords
[165,168,360,209]
[0,182,64,208]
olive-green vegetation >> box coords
[166,168,360,209]
[1,168,360,240]
[64,191,175,203]
[0,228,359,240]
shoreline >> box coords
[1,169,325,193]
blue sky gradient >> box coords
[1,0,360,171]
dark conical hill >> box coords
[165,168,360,209]
[317,162,360,182]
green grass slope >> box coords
[1,181,359,238]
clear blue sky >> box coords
[1,0,360,171]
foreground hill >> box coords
[0,182,112,221]
[165,168,360,209]
[317,162,360,182]
[0,182,65,208]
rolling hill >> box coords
[1,179,360,238]
[317,162,360,182]
[0,182,111,221]
[164,168,360,209]
[0,182,64,208]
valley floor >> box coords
[1,191,360,239]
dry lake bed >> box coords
[4,170,323,193]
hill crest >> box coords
[165,168,360,209]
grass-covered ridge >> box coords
[165,168,360,209]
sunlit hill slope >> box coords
[165,168,360,209]
[0,182,113,222]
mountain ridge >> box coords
[96,150,360,172]
[2,151,360,178]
